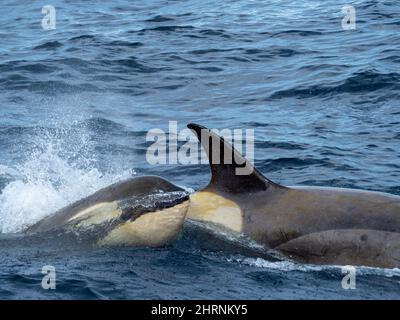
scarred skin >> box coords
[187,123,400,268]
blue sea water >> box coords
[0,0,400,299]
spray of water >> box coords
[0,121,134,233]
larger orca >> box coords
[187,123,400,268]
[25,176,189,247]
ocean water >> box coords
[0,0,400,299]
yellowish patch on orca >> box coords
[68,202,122,229]
[98,201,189,247]
[187,192,242,232]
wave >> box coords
[135,25,195,34]
[145,15,176,23]
[261,157,331,171]
[271,30,324,37]
[239,257,400,278]
[0,61,57,74]
[110,57,162,73]
[69,34,97,41]
[255,141,307,150]
[33,41,63,50]
[105,41,144,48]
[270,70,400,99]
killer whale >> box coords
[187,123,400,268]
[25,176,189,247]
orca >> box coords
[25,176,189,247]
[186,123,400,268]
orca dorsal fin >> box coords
[188,123,284,194]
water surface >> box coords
[0,0,399,299]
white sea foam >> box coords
[0,165,21,177]
[178,185,195,194]
[238,257,400,278]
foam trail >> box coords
[237,257,400,278]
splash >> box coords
[0,123,134,234]
[237,257,400,278]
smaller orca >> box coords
[25,176,189,247]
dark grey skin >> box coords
[187,123,400,268]
[25,176,190,247]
